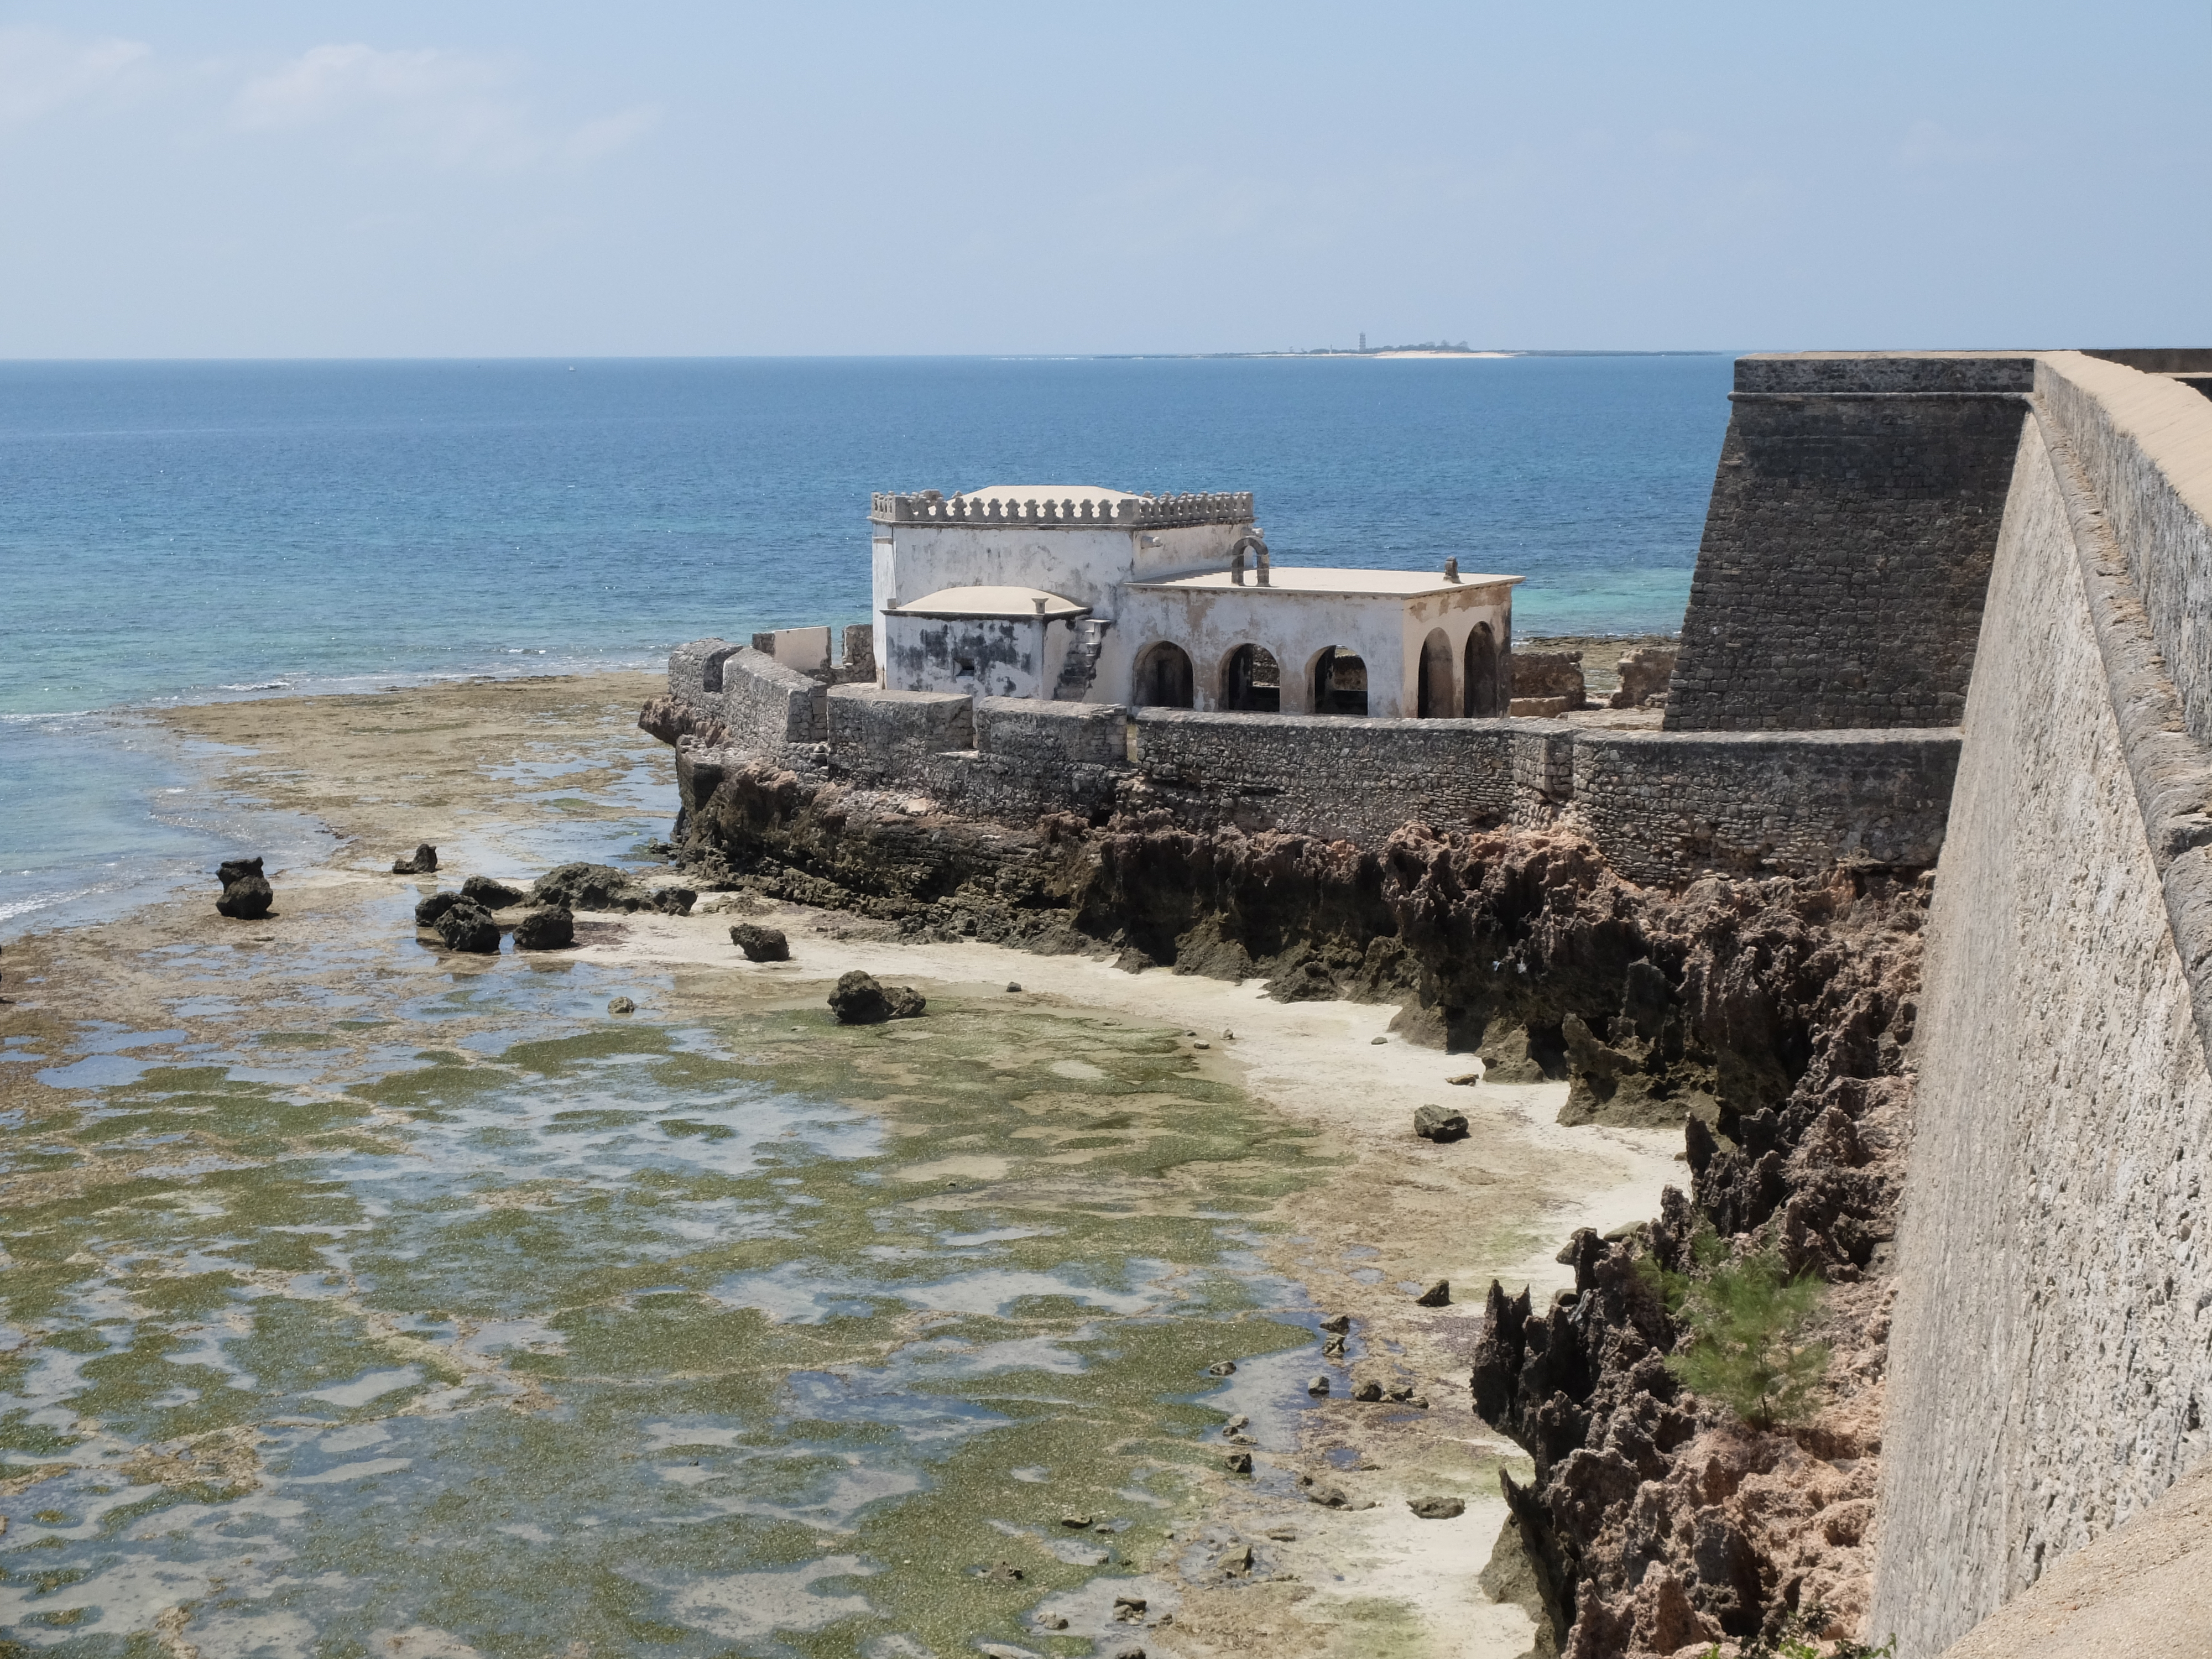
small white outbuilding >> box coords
[869,486,1520,718]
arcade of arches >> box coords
[1134,627,1508,717]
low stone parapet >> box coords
[1566,727,1962,886]
[975,697,1129,768]
[826,684,974,779]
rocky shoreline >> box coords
[667,742,1926,1655]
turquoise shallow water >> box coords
[0,354,1729,935]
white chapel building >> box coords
[867,487,1520,718]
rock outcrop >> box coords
[531,863,695,916]
[460,875,526,910]
[828,970,925,1024]
[512,907,574,951]
[391,843,439,875]
[433,898,501,954]
[638,694,731,750]
[729,922,790,962]
[215,857,273,920]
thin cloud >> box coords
[232,43,534,170]
[0,25,151,127]
[1893,119,2012,171]
[567,104,660,162]
[230,42,654,173]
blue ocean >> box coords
[0,354,1730,935]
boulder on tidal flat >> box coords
[391,843,438,875]
[512,907,575,951]
[414,890,463,927]
[1413,1103,1469,1142]
[434,899,500,954]
[1408,1495,1465,1519]
[1414,1279,1451,1307]
[461,874,526,910]
[607,996,637,1015]
[829,971,926,1024]
[215,858,273,920]
[729,923,790,962]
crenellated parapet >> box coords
[869,489,1254,528]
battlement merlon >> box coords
[869,490,1255,529]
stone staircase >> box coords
[1052,619,1109,701]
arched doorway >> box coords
[1221,644,1281,712]
[1416,629,1455,718]
[1134,641,1194,708]
[1463,623,1501,717]
[1311,647,1369,717]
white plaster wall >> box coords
[1115,586,1401,714]
[1868,412,2212,1656]
[1395,583,1514,714]
[1111,583,1509,716]
[873,519,1249,703]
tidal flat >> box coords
[0,675,1676,1658]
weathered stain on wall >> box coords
[883,613,1048,700]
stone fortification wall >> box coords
[670,642,828,753]
[1870,366,2212,1655]
[825,685,973,778]
[1666,354,2032,732]
[2037,352,2212,754]
[1565,729,1960,890]
[661,645,1960,889]
[1126,709,1530,842]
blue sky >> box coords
[1,1,2205,356]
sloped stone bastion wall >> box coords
[1870,354,2212,1655]
[1665,353,2033,732]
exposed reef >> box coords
[667,749,1927,1652]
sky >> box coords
[0,1,2205,357]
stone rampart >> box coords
[668,643,827,752]
[1563,729,1961,889]
[1871,368,2212,1655]
[658,654,1960,888]
[1666,354,2032,732]
[1128,709,1526,842]
[825,685,974,779]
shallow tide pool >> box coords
[1,948,1344,1656]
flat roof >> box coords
[954,485,1139,503]
[891,585,1091,620]
[1126,567,1521,598]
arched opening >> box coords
[1311,647,1369,717]
[1220,644,1281,713]
[1463,623,1501,717]
[1416,629,1455,718]
[1134,641,1195,708]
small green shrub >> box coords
[1644,1228,1830,1430]
[1697,1606,1897,1658]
